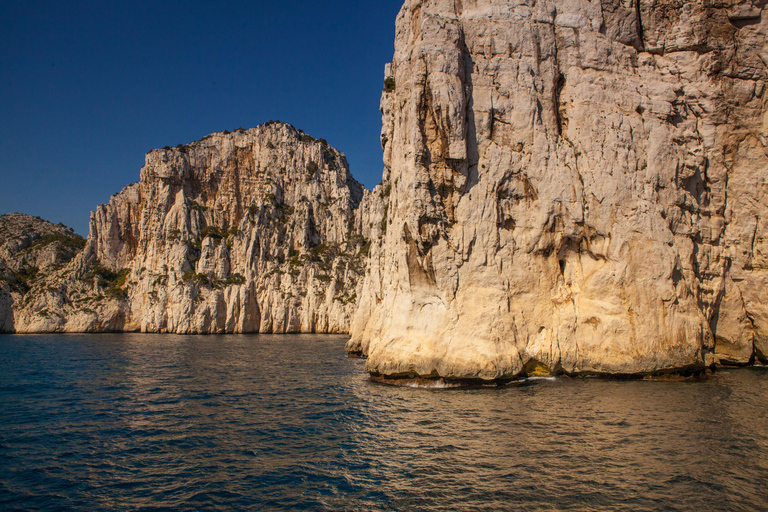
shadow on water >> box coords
[0,334,766,511]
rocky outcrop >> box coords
[0,213,85,332]
[348,0,768,380]
[11,122,370,334]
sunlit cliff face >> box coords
[3,0,768,382]
[9,123,373,335]
[349,0,768,379]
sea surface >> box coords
[0,334,767,511]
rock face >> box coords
[348,0,768,379]
[11,123,370,334]
[0,213,86,332]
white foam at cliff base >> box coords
[402,380,462,389]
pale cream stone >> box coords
[10,124,369,335]
[349,0,768,378]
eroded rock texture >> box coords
[348,0,768,379]
[11,123,370,334]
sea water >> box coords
[1,334,766,511]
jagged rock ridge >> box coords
[348,0,768,380]
[7,122,373,334]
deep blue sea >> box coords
[0,334,767,511]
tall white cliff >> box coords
[4,1,768,381]
[348,0,768,379]
[10,123,370,334]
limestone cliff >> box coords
[0,213,86,332]
[10,122,370,334]
[348,0,768,379]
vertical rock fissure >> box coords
[635,0,645,51]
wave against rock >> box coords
[7,123,373,334]
[347,0,768,379]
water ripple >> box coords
[0,334,767,511]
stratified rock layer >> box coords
[348,0,768,379]
[12,123,370,334]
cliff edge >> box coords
[4,0,768,381]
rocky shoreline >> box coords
[1,122,382,335]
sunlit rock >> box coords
[348,0,768,379]
[10,123,372,334]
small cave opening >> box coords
[729,15,762,29]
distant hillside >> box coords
[0,213,85,331]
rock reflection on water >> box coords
[0,334,766,511]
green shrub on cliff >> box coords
[225,273,245,285]
[32,233,86,252]
[182,270,210,286]
[9,266,39,293]
[86,265,130,299]
[200,225,226,240]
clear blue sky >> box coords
[0,0,403,235]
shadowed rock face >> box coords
[10,122,374,334]
[348,0,768,379]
